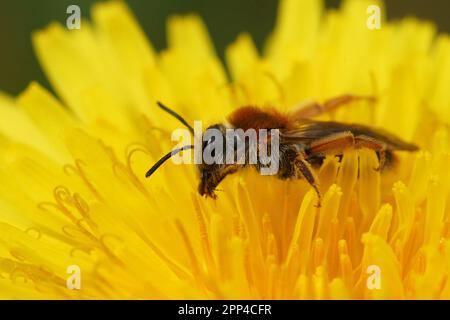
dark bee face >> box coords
[197,124,227,198]
[198,169,219,198]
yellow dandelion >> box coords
[1,0,450,300]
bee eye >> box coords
[203,136,215,150]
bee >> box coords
[146,95,418,206]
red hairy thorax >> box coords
[227,106,291,131]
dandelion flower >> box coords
[0,0,450,299]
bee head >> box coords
[146,102,237,199]
[197,123,227,198]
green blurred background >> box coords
[0,0,449,95]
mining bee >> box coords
[146,95,418,205]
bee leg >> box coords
[309,131,355,155]
[354,135,387,171]
[289,94,376,119]
[294,152,322,207]
[308,132,387,171]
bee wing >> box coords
[281,120,418,151]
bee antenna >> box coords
[145,144,194,178]
[156,101,194,135]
